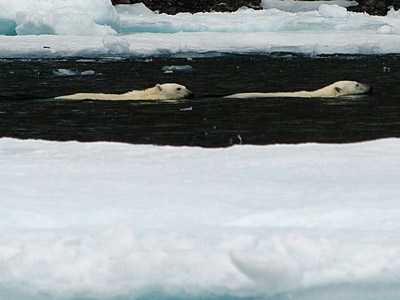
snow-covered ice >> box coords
[15,8,118,36]
[0,0,120,36]
[1,137,400,300]
[1,0,400,56]
[318,4,348,18]
[261,0,358,12]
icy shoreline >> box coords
[1,1,400,57]
[1,137,400,300]
[1,29,400,58]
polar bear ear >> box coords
[156,84,163,91]
[334,87,342,94]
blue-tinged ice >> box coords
[1,1,400,57]
[0,0,120,36]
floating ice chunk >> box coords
[318,4,348,18]
[53,69,76,76]
[81,70,96,76]
[261,0,357,12]
[102,36,130,54]
[15,8,117,36]
[0,0,120,35]
[162,65,193,73]
[179,107,193,111]
[53,69,96,76]
[115,3,155,17]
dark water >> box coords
[1,54,399,147]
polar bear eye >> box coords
[176,87,182,91]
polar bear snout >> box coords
[178,87,194,99]
[185,90,194,99]
[357,82,372,94]
[363,84,373,94]
[355,82,373,95]
[157,83,194,100]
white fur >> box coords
[224,81,371,99]
[55,83,194,100]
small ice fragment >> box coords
[162,65,193,73]
[180,107,193,111]
[81,70,96,76]
[53,69,77,76]
[53,69,95,76]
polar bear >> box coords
[224,81,371,98]
[55,83,194,100]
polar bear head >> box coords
[155,83,194,100]
[331,81,372,97]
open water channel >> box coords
[0,54,399,147]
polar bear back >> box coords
[55,83,194,101]
[224,81,371,99]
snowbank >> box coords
[2,29,400,57]
[1,137,400,300]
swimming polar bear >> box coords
[55,83,194,100]
[224,81,371,99]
